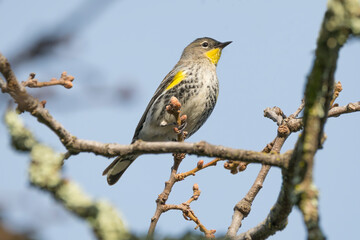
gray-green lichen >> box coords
[328,0,360,35]
[92,200,129,240]
[29,144,63,188]
[4,110,37,151]
[5,110,129,240]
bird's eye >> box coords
[201,42,209,48]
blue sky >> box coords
[0,0,359,239]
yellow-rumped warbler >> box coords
[103,37,231,185]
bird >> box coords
[103,37,231,185]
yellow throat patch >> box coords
[205,48,222,65]
[166,71,186,90]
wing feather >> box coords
[131,64,182,142]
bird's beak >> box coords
[217,41,232,49]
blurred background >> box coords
[0,0,359,239]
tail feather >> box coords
[103,154,138,185]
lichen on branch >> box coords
[4,110,129,240]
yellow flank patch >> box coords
[166,71,186,90]
[205,48,222,65]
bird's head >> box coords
[181,37,232,65]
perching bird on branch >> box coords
[103,37,231,185]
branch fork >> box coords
[148,97,217,238]
[163,184,216,238]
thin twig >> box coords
[147,152,184,238]
[329,81,342,108]
[21,72,74,89]
[175,158,224,181]
[227,164,271,237]
[263,106,286,125]
[163,184,216,238]
[328,101,360,117]
[148,97,188,237]
[227,100,299,238]
[224,160,249,174]
[289,99,305,118]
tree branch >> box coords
[148,98,217,238]
[227,99,305,238]
[162,184,216,238]
[0,52,290,168]
[235,1,360,239]
[75,140,290,167]
[147,152,185,238]
[2,52,358,172]
[1,1,359,238]
[328,101,360,116]
[148,97,187,237]
[4,110,129,240]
